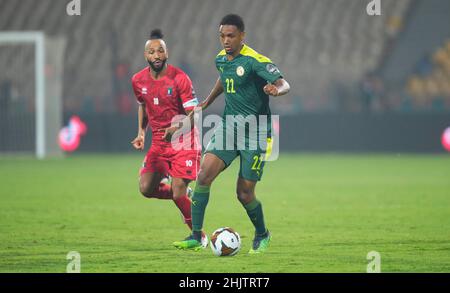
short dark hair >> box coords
[220,14,245,32]
[149,29,164,40]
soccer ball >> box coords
[210,227,241,256]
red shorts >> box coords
[139,143,200,181]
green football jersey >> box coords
[215,44,283,119]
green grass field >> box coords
[0,153,449,272]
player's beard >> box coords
[148,59,167,73]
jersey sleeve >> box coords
[131,76,145,104]
[215,51,225,73]
[176,72,199,111]
[252,60,283,84]
[215,58,221,73]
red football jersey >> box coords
[131,65,199,147]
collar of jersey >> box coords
[239,44,251,56]
[220,44,272,64]
[232,44,249,61]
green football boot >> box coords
[249,230,271,254]
[173,232,208,251]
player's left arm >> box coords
[252,59,290,97]
[263,78,290,97]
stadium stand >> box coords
[0,0,414,113]
[406,40,450,110]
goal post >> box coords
[0,31,65,159]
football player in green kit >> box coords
[170,14,290,253]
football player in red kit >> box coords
[131,29,207,247]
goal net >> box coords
[0,31,65,158]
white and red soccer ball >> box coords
[210,227,241,257]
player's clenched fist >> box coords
[263,84,279,96]
[131,133,145,150]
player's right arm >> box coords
[184,77,223,131]
[131,103,147,150]
[162,77,223,142]
[131,75,148,150]
[199,77,224,110]
[185,77,223,124]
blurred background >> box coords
[0,0,449,155]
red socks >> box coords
[150,183,193,230]
[174,195,193,230]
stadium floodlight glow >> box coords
[0,31,46,158]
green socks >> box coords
[191,185,210,233]
[244,199,267,236]
[191,185,267,238]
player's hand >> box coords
[131,133,145,150]
[263,84,279,96]
[198,101,208,110]
[162,126,179,142]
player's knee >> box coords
[139,181,155,198]
[196,171,214,186]
[236,187,254,204]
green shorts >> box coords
[204,132,273,182]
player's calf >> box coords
[171,178,190,201]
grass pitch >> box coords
[0,153,449,272]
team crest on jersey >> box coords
[266,64,280,74]
[142,87,148,95]
[167,87,173,96]
[236,66,245,76]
